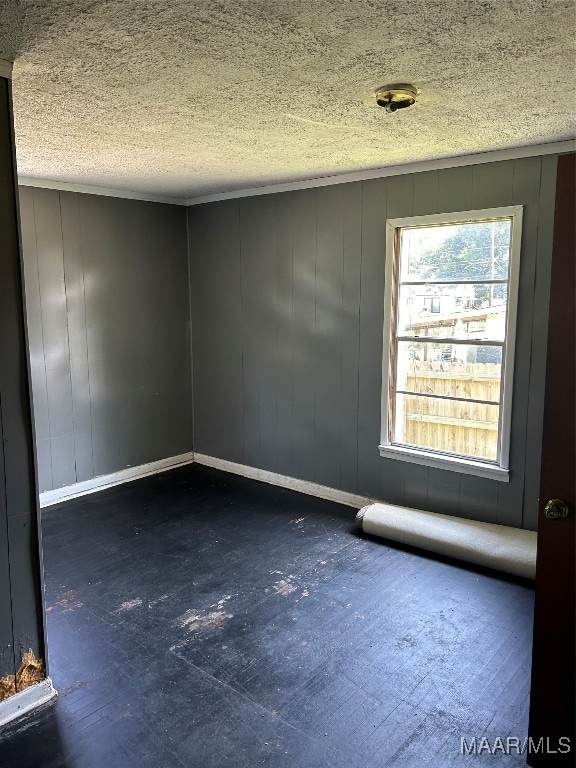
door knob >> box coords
[544,498,570,520]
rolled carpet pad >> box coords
[356,503,537,579]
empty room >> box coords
[0,2,574,767]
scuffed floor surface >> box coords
[0,464,534,767]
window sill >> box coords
[378,444,510,482]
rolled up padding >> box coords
[356,503,537,579]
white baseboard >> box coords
[39,452,194,508]
[194,454,373,509]
[39,450,370,511]
[0,678,57,729]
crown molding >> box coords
[0,59,13,79]
[185,139,576,206]
[17,138,575,208]
[17,176,188,206]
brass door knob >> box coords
[544,499,570,520]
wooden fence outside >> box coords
[402,361,501,460]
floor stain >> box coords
[114,597,143,612]
[177,609,233,632]
[147,593,170,608]
[169,640,188,652]
[47,589,84,614]
[210,595,234,610]
[273,578,297,596]
[397,634,418,648]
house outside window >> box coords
[380,206,523,481]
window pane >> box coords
[393,393,499,461]
[397,283,508,341]
[395,341,502,402]
[400,220,512,282]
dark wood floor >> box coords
[0,464,534,767]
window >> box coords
[380,206,523,481]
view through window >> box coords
[381,207,523,477]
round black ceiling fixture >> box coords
[374,83,418,113]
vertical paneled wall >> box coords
[0,76,45,686]
[189,156,558,530]
[18,188,192,493]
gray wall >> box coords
[19,188,192,493]
[188,156,558,531]
[0,76,45,683]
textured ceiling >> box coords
[1,0,575,199]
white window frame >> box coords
[380,206,523,482]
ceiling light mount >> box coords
[374,83,418,113]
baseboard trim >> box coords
[0,678,57,729]
[38,450,370,510]
[193,454,373,509]
[39,452,194,508]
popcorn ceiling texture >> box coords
[1,0,575,199]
